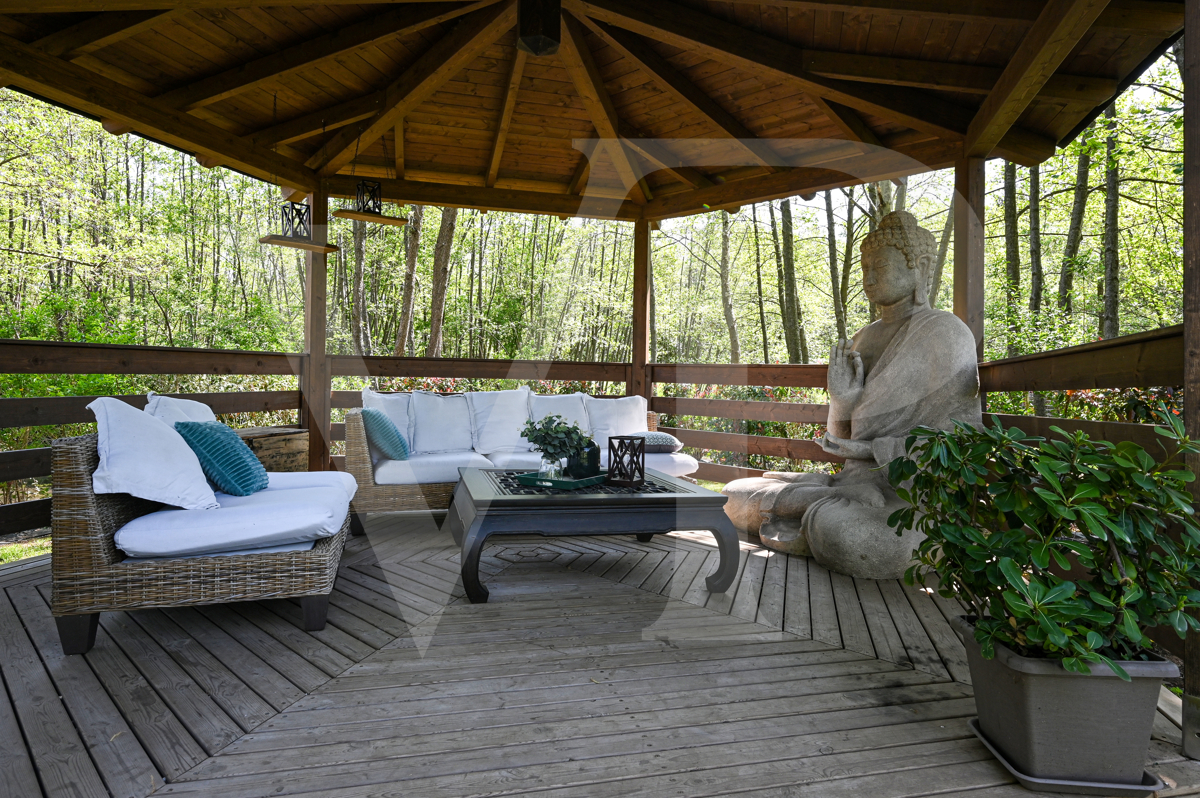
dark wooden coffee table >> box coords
[444,468,741,603]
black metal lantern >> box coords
[280,200,311,241]
[355,179,382,215]
[606,435,645,488]
[516,0,560,57]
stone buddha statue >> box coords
[722,210,982,580]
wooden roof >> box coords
[0,0,1182,219]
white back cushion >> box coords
[410,392,474,453]
[144,393,217,425]
[529,393,591,437]
[88,397,219,510]
[466,388,531,454]
[361,388,412,433]
[584,395,648,450]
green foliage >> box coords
[888,407,1200,680]
[522,415,592,463]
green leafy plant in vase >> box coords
[887,407,1200,790]
[522,414,599,479]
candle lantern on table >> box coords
[606,435,645,488]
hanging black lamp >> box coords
[331,179,408,227]
[258,199,339,253]
[516,0,560,57]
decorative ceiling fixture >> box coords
[331,179,409,227]
[516,0,560,57]
[259,199,338,254]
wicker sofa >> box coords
[345,391,692,517]
[50,433,350,654]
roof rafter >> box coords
[30,10,176,58]
[558,11,648,203]
[306,0,517,177]
[965,0,1112,158]
[0,31,318,190]
[569,0,1058,165]
[808,96,882,147]
[486,47,526,188]
[156,1,498,112]
[578,17,779,173]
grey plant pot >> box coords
[950,616,1177,787]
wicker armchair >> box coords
[50,433,349,654]
[344,406,659,519]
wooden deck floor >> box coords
[2,513,1199,798]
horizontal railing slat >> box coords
[0,448,51,482]
[0,339,302,375]
[0,391,300,429]
[652,397,828,425]
[0,499,51,536]
[330,423,345,442]
[651,363,827,388]
[330,355,629,382]
[694,462,766,483]
[659,426,842,463]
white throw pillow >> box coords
[144,392,217,425]
[409,391,474,453]
[362,387,413,464]
[466,388,531,454]
[88,397,219,510]
[584,395,649,450]
[529,392,591,437]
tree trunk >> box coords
[1028,164,1043,314]
[752,204,770,362]
[719,211,741,363]
[395,204,424,355]
[930,200,954,308]
[825,190,847,340]
[425,206,458,357]
[350,218,367,356]
[779,200,802,363]
[1101,105,1120,339]
[893,176,907,212]
[840,186,855,324]
[1003,160,1021,356]
[1058,148,1092,313]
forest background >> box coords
[0,47,1186,495]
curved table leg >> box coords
[703,512,741,593]
[460,519,491,604]
[635,533,654,543]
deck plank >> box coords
[855,577,909,667]
[729,548,770,621]
[782,554,811,639]
[831,571,875,657]
[879,580,951,680]
[901,583,972,684]
[807,560,841,647]
[755,550,787,629]
[194,605,331,694]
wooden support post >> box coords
[953,157,985,359]
[630,217,651,398]
[1181,0,1200,761]
[301,191,331,471]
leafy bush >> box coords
[888,408,1200,680]
[522,414,592,463]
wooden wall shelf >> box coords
[258,235,339,254]
[331,209,409,227]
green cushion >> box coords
[361,408,409,460]
[174,421,269,497]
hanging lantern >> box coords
[606,435,646,488]
[280,200,311,241]
[355,179,382,215]
[516,0,560,57]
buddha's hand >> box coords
[821,431,874,461]
[826,339,864,410]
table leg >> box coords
[701,512,741,593]
[460,519,491,604]
[445,488,470,547]
[635,533,653,543]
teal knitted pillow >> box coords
[361,408,409,460]
[174,421,269,497]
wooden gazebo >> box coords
[0,0,1198,793]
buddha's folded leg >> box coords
[722,472,834,536]
[802,492,923,580]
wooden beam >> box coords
[953,157,985,356]
[328,354,629,381]
[394,121,405,179]
[0,392,300,429]
[249,93,381,147]
[0,0,484,9]
[31,10,174,58]
[0,32,319,191]
[618,124,714,189]
[323,174,643,220]
[807,96,881,147]
[487,47,526,187]
[570,0,1057,165]
[965,0,1110,158]
[630,217,650,398]
[577,17,778,172]
[156,2,497,112]
[559,11,647,203]
[307,1,517,177]
[0,499,50,537]
[0,339,300,375]
[301,191,330,471]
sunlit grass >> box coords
[0,536,50,564]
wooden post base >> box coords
[55,613,99,655]
[301,595,330,631]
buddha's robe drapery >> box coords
[722,306,982,580]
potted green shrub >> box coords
[522,414,599,479]
[888,408,1200,793]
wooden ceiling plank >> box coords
[616,122,714,188]
[964,0,1111,157]
[32,10,176,59]
[249,92,382,147]
[571,0,1056,164]
[486,47,526,187]
[0,31,317,190]
[580,17,780,172]
[156,1,499,112]
[307,1,517,177]
[394,120,405,179]
[558,11,647,203]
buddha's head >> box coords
[860,210,938,308]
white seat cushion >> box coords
[599,450,699,478]
[467,388,531,454]
[529,393,591,436]
[484,451,545,471]
[584,395,648,450]
[265,471,357,502]
[123,540,315,562]
[410,392,474,454]
[373,451,492,485]
[114,485,348,558]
